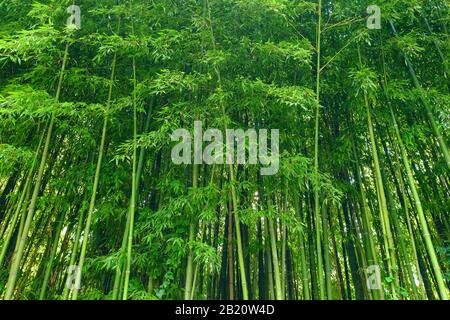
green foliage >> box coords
[0,0,448,301]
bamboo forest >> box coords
[0,0,448,301]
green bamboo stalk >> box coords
[184,164,198,300]
[0,129,45,267]
[204,0,249,299]
[352,145,383,300]
[268,217,282,300]
[379,39,448,298]
[313,0,325,300]
[389,21,450,169]
[4,43,70,300]
[293,197,310,299]
[357,46,398,298]
[72,51,118,300]
[39,211,65,300]
[322,205,332,299]
[281,223,287,299]
[113,99,154,299]
[389,106,448,299]
[122,54,138,300]
[62,203,86,299]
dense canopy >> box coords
[0,0,449,300]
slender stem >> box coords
[72,51,117,300]
[4,43,70,300]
